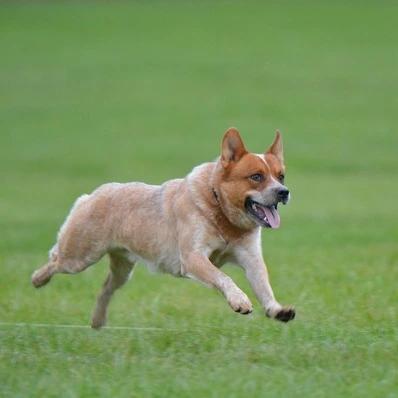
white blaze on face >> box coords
[254,153,289,204]
[255,153,267,164]
[269,175,285,191]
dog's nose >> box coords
[277,188,290,202]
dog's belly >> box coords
[124,249,182,276]
[121,240,231,276]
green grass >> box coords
[1,1,398,397]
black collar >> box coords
[212,188,219,204]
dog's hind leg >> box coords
[32,191,110,288]
[31,252,106,288]
[91,251,135,329]
[32,229,108,289]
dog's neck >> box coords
[208,165,257,240]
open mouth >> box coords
[245,198,280,229]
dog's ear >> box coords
[266,130,284,163]
[221,128,248,168]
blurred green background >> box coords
[0,2,397,397]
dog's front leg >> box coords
[181,252,253,314]
[234,247,295,322]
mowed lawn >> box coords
[1,2,397,397]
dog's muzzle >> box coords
[277,188,290,205]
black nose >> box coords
[277,188,289,201]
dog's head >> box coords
[216,128,290,230]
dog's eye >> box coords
[279,174,285,183]
[250,173,264,182]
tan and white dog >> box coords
[32,128,295,328]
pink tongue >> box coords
[263,206,280,229]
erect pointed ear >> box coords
[221,127,247,168]
[266,130,284,163]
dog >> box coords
[32,128,295,328]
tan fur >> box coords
[32,128,295,328]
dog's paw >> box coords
[91,316,106,330]
[227,292,253,315]
[91,308,107,330]
[31,268,52,288]
[268,306,295,323]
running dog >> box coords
[32,128,295,328]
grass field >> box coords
[1,2,398,397]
